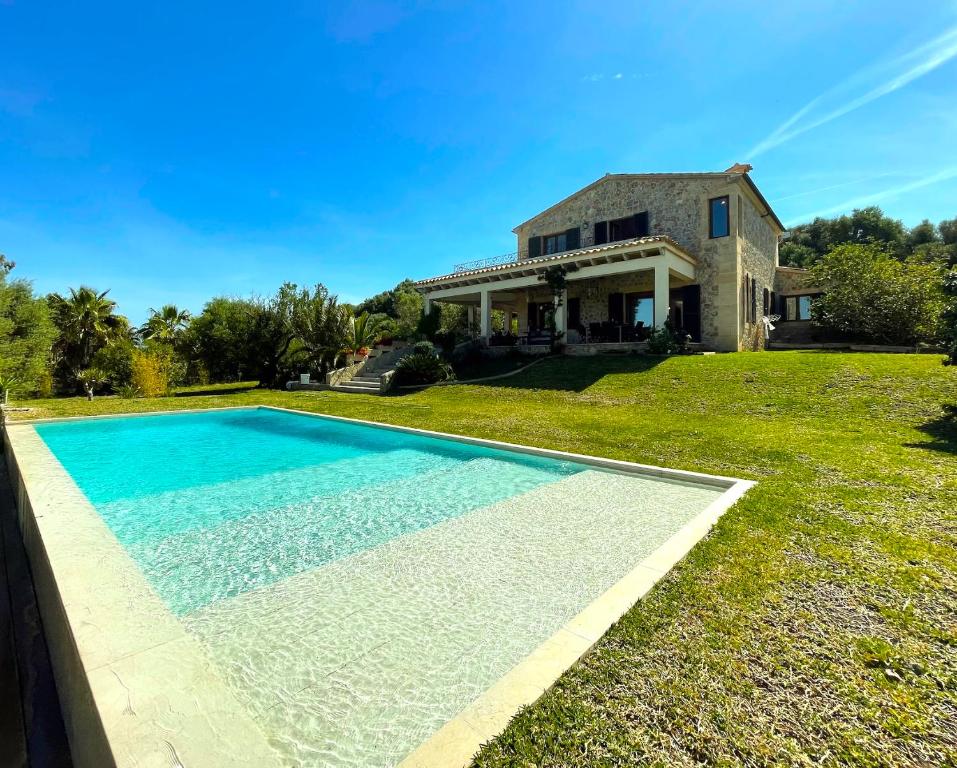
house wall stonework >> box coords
[738,190,780,350]
[513,175,756,350]
[774,266,816,295]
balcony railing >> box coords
[453,251,522,273]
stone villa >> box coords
[414,164,819,352]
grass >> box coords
[8,351,957,767]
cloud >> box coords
[748,24,957,157]
[786,165,957,224]
[580,72,636,83]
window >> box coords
[709,196,730,238]
[763,288,770,316]
[626,292,655,328]
[594,211,649,245]
[784,294,818,321]
[544,232,566,255]
[531,227,580,258]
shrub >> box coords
[412,340,435,355]
[116,383,142,399]
[646,319,692,355]
[395,351,455,386]
[91,339,135,389]
[808,244,946,345]
[130,350,168,397]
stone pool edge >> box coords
[398,476,753,768]
[1,421,283,768]
[8,405,754,767]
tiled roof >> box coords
[414,235,693,287]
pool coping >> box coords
[4,405,754,767]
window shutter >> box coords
[565,227,580,251]
[750,277,757,323]
[635,211,649,237]
[594,221,608,245]
[528,236,542,259]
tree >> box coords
[343,312,387,361]
[539,264,577,350]
[355,279,418,318]
[808,244,946,346]
[394,290,423,339]
[943,269,957,365]
[246,283,301,388]
[356,280,424,340]
[140,304,191,343]
[77,367,108,401]
[289,284,351,375]
[187,297,262,382]
[784,207,908,265]
[48,286,127,390]
[0,272,55,397]
[907,219,940,250]
[779,242,819,268]
[939,217,957,246]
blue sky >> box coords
[2,1,956,324]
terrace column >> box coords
[654,265,670,328]
[554,288,568,339]
[479,289,492,343]
[422,293,432,317]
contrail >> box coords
[772,174,892,203]
[786,166,957,224]
[749,25,957,157]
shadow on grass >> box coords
[911,404,957,454]
[463,354,666,393]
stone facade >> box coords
[512,173,783,351]
[774,266,817,295]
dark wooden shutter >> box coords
[594,221,608,245]
[528,236,542,259]
[635,211,649,237]
[750,277,757,323]
[682,285,701,342]
[608,292,623,324]
[763,288,770,316]
[565,227,580,251]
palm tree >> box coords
[343,312,387,362]
[48,286,122,370]
[140,304,191,343]
[289,285,352,374]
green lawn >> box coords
[9,352,957,767]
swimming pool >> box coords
[8,407,752,767]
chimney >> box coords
[724,162,753,174]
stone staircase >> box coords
[330,373,384,395]
[328,346,414,395]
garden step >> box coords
[331,384,381,395]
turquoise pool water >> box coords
[35,407,728,767]
[36,408,579,614]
